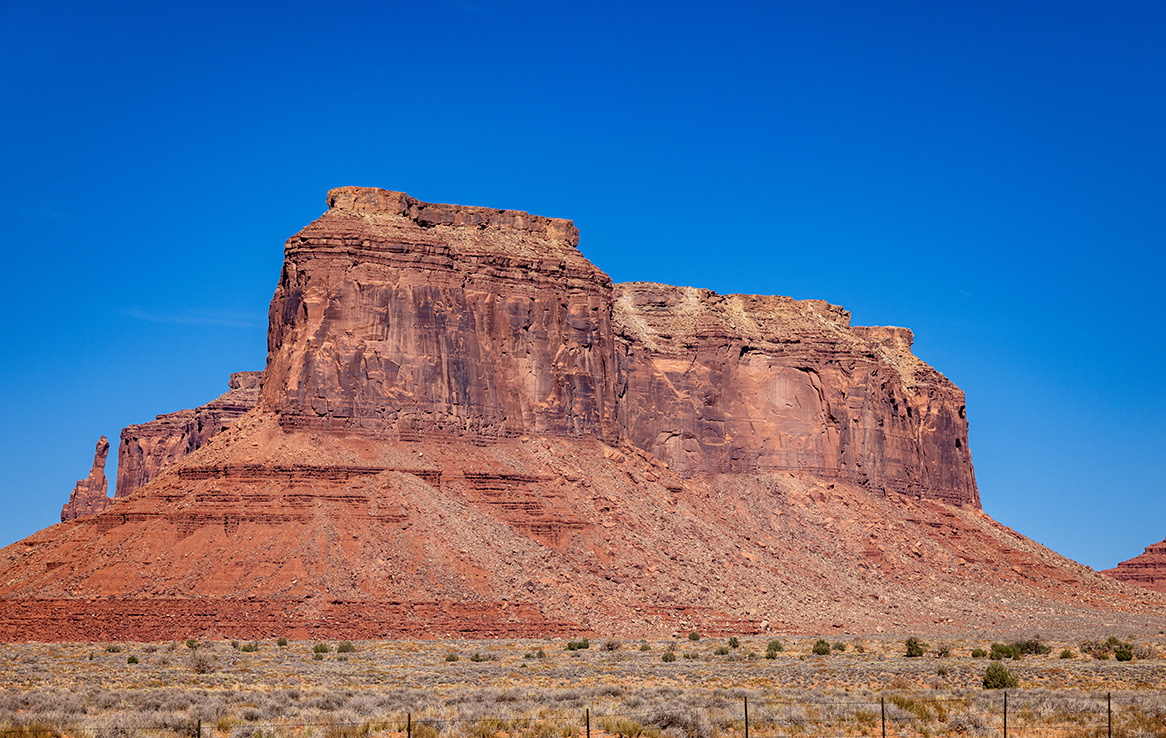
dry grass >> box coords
[0,635,1162,738]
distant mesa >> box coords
[5,186,1157,641]
[1102,538,1166,594]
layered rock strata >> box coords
[115,372,261,498]
[13,186,1155,643]
[1102,538,1166,593]
[60,437,111,522]
[614,284,979,505]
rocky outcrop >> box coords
[613,284,979,506]
[262,187,618,441]
[60,437,111,522]
[115,372,261,498]
[17,186,1154,643]
[1102,538,1166,593]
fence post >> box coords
[1108,692,1112,738]
[196,719,201,738]
[744,696,749,738]
[881,696,885,738]
[407,712,412,738]
[586,709,591,738]
[1004,691,1008,738]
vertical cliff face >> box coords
[261,187,619,441]
[115,372,261,498]
[613,283,979,507]
[61,436,111,522]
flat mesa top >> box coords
[324,186,580,247]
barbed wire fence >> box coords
[0,692,1155,738]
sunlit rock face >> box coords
[613,283,979,507]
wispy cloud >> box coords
[123,307,266,329]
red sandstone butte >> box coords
[3,187,1161,642]
[60,436,112,522]
[116,371,261,498]
[1103,538,1166,594]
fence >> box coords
[0,692,1158,738]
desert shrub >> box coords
[971,648,987,658]
[240,642,259,653]
[767,640,784,652]
[714,646,730,656]
[313,652,324,660]
[444,653,460,662]
[230,640,240,649]
[934,644,951,657]
[905,637,927,657]
[647,705,712,738]
[812,639,831,656]
[105,645,121,653]
[832,641,846,652]
[565,638,590,651]
[1115,647,1134,661]
[688,631,701,641]
[536,649,547,659]
[126,655,138,664]
[602,639,621,651]
[639,643,651,651]
[764,650,776,659]
[936,665,949,676]
[1060,648,1074,659]
[1133,643,1156,659]
[982,662,1018,689]
[990,643,1017,660]
[186,638,198,649]
[190,651,214,674]
[313,643,332,654]
[727,637,740,649]
[661,652,676,662]
[337,641,355,653]
[277,638,288,647]
[1011,638,1051,656]
[683,652,696,660]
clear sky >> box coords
[1,1,1163,572]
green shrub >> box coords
[240,642,259,653]
[126,655,138,664]
[682,652,696,660]
[934,644,951,658]
[688,631,701,641]
[832,641,846,652]
[764,649,777,659]
[905,637,927,658]
[1059,649,1073,659]
[105,645,121,653]
[971,648,987,658]
[728,637,740,649]
[230,640,240,650]
[337,641,355,653]
[990,643,1015,660]
[661,651,676,662]
[312,643,331,654]
[445,653,460,662]
[313,652,324,661]
[982,662,1018,689]
[566,638,590,651]
[767,640,784,652]
[639,643,651,651]
[536,649,547,659]
[602,639,621,651]
[937,665,949,676]
[1115,648,1134,662]
[812,639,831,656]
[714,646,730,655]
[277,637,288,647]
[186,638,198,649]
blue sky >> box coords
[1,1,1163,571]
